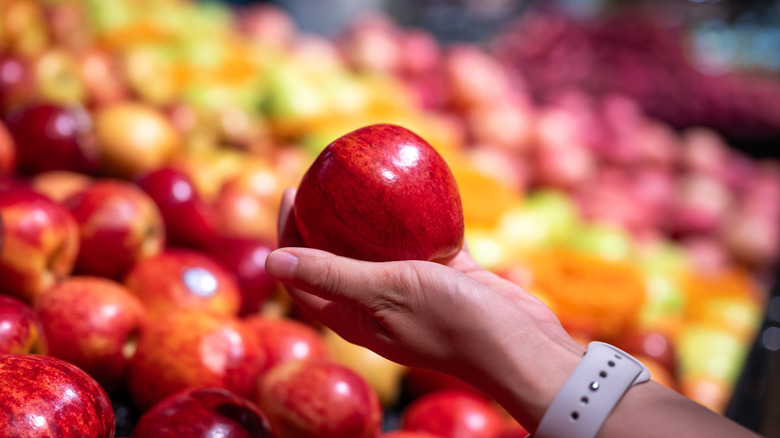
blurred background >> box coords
[2,0,780,436]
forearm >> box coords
[599,380,762,438]
[464,332,762,438]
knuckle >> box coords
[310,258,342,294]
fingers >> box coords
[265,246,408,347]
[266,247,405,308]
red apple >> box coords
[93,101,183,179]
[31,47,87,106]
[381,432,441,438]
[401,390,505,438]
[77,47,130,108]
[0,54,36,113]
[127,311,264,410]
[30,169,93,202]
[34,276,147,393]
[244,315,329,373]
[324,328,406,407]
[669,173,733,236]
[123,248,242,320]
[443,44,518,111]
[0,187,80,303]
[0,120,16,173]
[341,13,403,75]
[131,387,273,438]
[133,167,220,250]
[206,236,280,315]
[64,179,166,280]
[256,358,382,438]
[237,3,298,50]
[402,367,485,401]
[0,295,47,355]
[4,103,99,175]
[0,354,115,437]
[614,329,677,377]
[213,159,283,243]
[294,123,464,263]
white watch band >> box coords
[533,341,651,438]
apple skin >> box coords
[323,328,406,407]
[402,367,485,401]
[256,358,382,438]
[401,390,505,438]
[0,354,115,437]
[0,295,47,355]
[93,102,183,179]
[130,387,273,438]
[0,120,16,173]
[127,311,265,411]
[133,167,220,250]
[0,187,80,303]
[34,276,147,394]
[294,123,464,263]
[123,248,242,320]
[4,103,99,175]
[213,160,282,244]
[614,329,677,376]
[0,54,37,113]
[30,169,94,203]
[64,179,166,280]
[207,236,280,315]
[381,432,441,438]
[244,315,330,374]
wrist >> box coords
[533,341,651,438]
[472,328,585,432]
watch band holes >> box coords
[589,381,600,391]
[571,411,580,420]
[580,396,589,405]
[599,370,607,378]
[608,360,615,367]
[614,354,622,359]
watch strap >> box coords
[533,341,651,438]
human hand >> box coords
[266,188,583,384]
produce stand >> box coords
[0,0,779,436]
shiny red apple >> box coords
[255,358,382,438]
[127,311,265,410]
[244,315,330,373]
[34,276,147,393]
[4,103,99,175]
[0,187,80,303]
[133,167,219,250]
[123,248,242,320]
[0,354,115,437]
[0,295,47,355]
[294,123,464,262]
[131,387,273,438]
[207,236,280,315]
[401,390,505,438]
[64,179,166,280]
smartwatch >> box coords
[533,341,651,438]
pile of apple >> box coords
[0,0,778,435]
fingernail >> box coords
[266,249,299,280]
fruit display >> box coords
[0,0,778,435]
